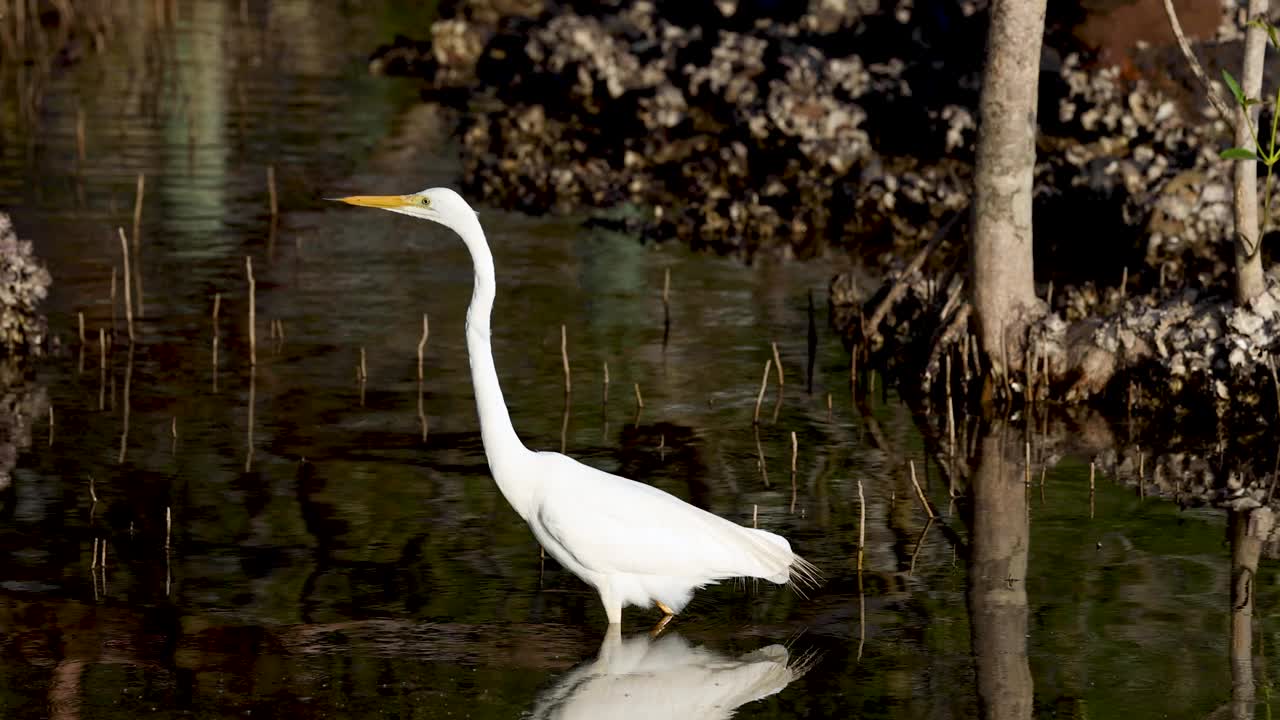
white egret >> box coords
[334,187,819,625]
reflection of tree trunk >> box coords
[1228,508,1272,719]
[49,659,85,720]
[967,422,1032,720]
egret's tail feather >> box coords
[786,554,822,598]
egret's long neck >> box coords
[457,219,534,516]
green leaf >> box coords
[1223,70,1246,106]
[1268,22,1279,50]
[1221,147,1259,160]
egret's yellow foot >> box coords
[650,600,676,637]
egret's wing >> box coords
[535,455,785,581]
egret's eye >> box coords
[418,196,431,207]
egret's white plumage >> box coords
[335,187,819,624]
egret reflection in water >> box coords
[529,626,814,719]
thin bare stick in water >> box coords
[561,393,570,455]
[117,228,134,342]
[909,460,935,519]
[118,344,133,464]
[633,383,644,409]
[850,345,857,393]
[753,359,773,425]
[1089,461,1096,519]
[267,164,278,219]
[857,479,867,661]
[857,480,866,573]
[909,519,933,576]
[98,328,106,410]
[418,380,429,442]
[246,256,256,366]
[47,405,53,446]
[212,292,222,390]
[110,266,118,335]
[945,353,956,451]
[76,105,86,163]
[602,361,610,405]
[662,268,671,347]
[358,347,367,406]
[790,431,798,474]
[771,342,785,386]
[165,506,171,550]
[754,425,770,488]
[78,312,85,344]
[417,313,429,381]
[132,173,146,317]
[246,369,256,472]
[561,324,571,395]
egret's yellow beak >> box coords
[331,195,413,209]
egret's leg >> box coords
[599,585,622,624]
[655,600,675,616]
[649,612,674,638]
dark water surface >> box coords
[1,2,1275,718]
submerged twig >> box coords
[246,256,256,366]
[132,173,146,317]
[417,313,429,381]
[561,324,571,395]
[771,342,785,386]
[117,228,134,342]
[909,460,936,519]
[753,358,773,425]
